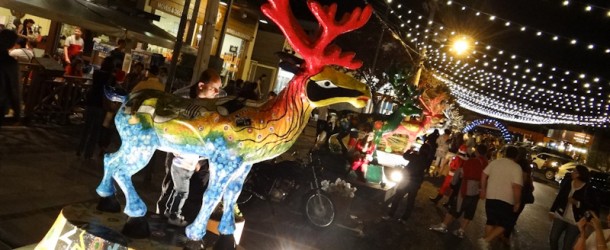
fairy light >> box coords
[463,119,512,142]
[379,2,610,126]
[434,0,610,56]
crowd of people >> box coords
[366,128,609,250]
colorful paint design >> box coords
[95,0,372,241]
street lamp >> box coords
[450,36,473,56]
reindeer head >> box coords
[262,0,373,108]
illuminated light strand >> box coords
[432,72,609,126]
[428,56,609,118]
[426,48,608,108]
[430,45,605,110]
[463,118,512,142]
[557,0,610,19]
[391,5,609,91]
[378,3,609,126]
[437,0,610,55]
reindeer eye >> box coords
[315,80,337,89]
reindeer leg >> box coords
[218,164,252,235]
[185,155,240,240]
[95,151,121,213]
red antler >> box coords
[261,0,372,74]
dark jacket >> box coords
[86,70,113,108]
[550,174,598,222]
[0,52,20,113]
[402,149,434,184]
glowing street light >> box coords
[451,36,472,56]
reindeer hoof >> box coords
[213,234,236,250]
[96,196,121,213]
[184,240,205,250]
[121,216,150,239]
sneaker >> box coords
[477,238,490,250]
[168,215,188,227]
[452,229,465,239]
[429,223,448,233]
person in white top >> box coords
[575,211,610,250]
[478,146,523,250]
[63,27,84,65]
[9,39,34,63]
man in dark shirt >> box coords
[383,143,434,222]
[0,29,21,128]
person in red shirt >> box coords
[430,144,488,238]
[430,145,469,204]
[63,27,84,65]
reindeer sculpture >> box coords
[95,0,372,242]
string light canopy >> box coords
[371,0,610,127]
[463,118,512,142]
[558,0,610,19]
[439,0,610,56]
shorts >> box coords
[485,199,515,229]
[449,195,479,220]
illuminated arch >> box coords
[463,119,512,142]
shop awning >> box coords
[0,0,176,48]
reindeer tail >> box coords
[104,85,128,103]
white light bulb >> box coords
[570,39,577,45]
[562,0,570,6]
[552,36,558,41]
[398,4,402,8]
[489,16,496,21]
[505,22,511,26]
[585,5,592,12]
[520,27,526,32]
[447,1,452,5]
[536,31,542,36]
[579,74,585,79]
[605,49,610,53]
[588,44,595,49]
[476,12,481,16]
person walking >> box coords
[549,165,598,250]
[429,144,488,239]
[430,145,469,205]
[478,146,523,250]
[502,147,535,244]
[383,143,434,223]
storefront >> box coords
[149,0,259,81]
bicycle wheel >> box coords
[303,190,335,228]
